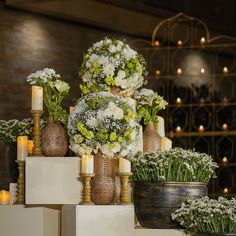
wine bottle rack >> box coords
[131,13,236,197]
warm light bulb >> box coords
[223,157,228,163]
[155,70,161,76]
[222,123,228,130]
[200,37,206,44]
[177,68,182,75]
[176,97,182,104]
[177,40,183,46]
[223,188,229,194]
[198,125,204,132]
[200,68,205,74]
[176,126,182,133]
[223,66,228,74]
[154,40,160,47]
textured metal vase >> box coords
[143,122,161,152]
[91,151,120,205]
[134,181,208,229]
[41,117,68,157]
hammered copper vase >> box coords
[91,151,120,204]
[143,122,161,152]
[41,117,68,157]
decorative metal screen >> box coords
[130,13,236,197]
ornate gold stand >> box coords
[119,172,132,205]
[31,110,44,156]
[15,160,25,204]
[79,173,95,205]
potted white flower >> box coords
[130,148,218,229]
[172,196,236,236]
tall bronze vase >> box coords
[143,122,161,152]
[41,117,68,157]
[91,151,120,204]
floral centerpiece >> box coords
[172,196,236,235]
[79,38,147,96]
[130,148,218,229]
[27,68,70,124]
[68,91,139,158]
[134,88,168,128]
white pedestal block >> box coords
[135,228,186,236]
[62,205,135,236]
[0,205,60,236]
[26,157,82,204]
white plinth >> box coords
[135,228,185,236]
[0,205,60,236]
[62,205,135,236]
[26,157,82,204]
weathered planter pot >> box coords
[194,233,236,236]
[133,181,208,229]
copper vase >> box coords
[143,122,161,152]
[41,117,68,157]
[91,151,120,204]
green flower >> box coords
[110,132,117,141]
[74,134,84,143]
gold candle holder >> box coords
[119,172,132,205]
[79,173,95,205]
[15,160,25,204]
[31,110,44,156]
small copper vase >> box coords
[41,117,68,157]
[143,122,161,152]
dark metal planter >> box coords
[133,181,208,229]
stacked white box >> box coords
[25,157,82,204]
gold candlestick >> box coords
[119,172,132,205]
[15,160,25,204]
[31,110,44,156]
[79,173,95,205]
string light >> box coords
[177,40,183,46]
[223,66,228,74]
[222,157,228,163]
[223,188,229,194]
[176,97,182,104]
[198,125,204,132]
[155,70,161,76]
[154,40,160,47]
[200,68,205,74]
[200,37,206,44]
[176,126,182,133]
[177,68,182,75]
[222,123,228,130]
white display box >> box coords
[135,228,185,236]
[0,205,60,236]
[62,205,135,236]
[26,157,82,204]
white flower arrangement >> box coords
[134,88,168,127]
[68,92,139,158]
[130,148,218,182]
[172,196,236,234]
[27,68,70,124]
[79,38,147,95]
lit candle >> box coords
[176,97,182,104]
[176,126,182,133]
[156,116,165,137]
[69,106,74,114]
[81,154,94,174]
[223,66,228,74]
[160,137,172,151]
[155,70,161,76]
[222,123,228,130]
[0,190,10,205]
[200,68,205,74]
[119,158,131,173]
[17,136,28,160]
[223,188,229,194]
[177,68,182,75]
[31,86,43,110]
[200,37,206,44]
[198,125,204,132]
[223,157,228,163]
[177,40,183,46]
[27,140,34,156]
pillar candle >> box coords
[0,190,10,205]
[119,158,131,173]
[31,86,43,110]
[136,125,143,152]
[156,116,165,137]
[17,136,28,160]
[160,137,172,151]
[81,155,94,173]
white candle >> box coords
[136,125,143,152]
[17,136,28,160]
[156,116,165,137]
[31,86,43,110]
[81,154,94,174]
[0,190,10,205]
[160,137,172,151]
[119,158,131,173]
[27,140,34,156]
